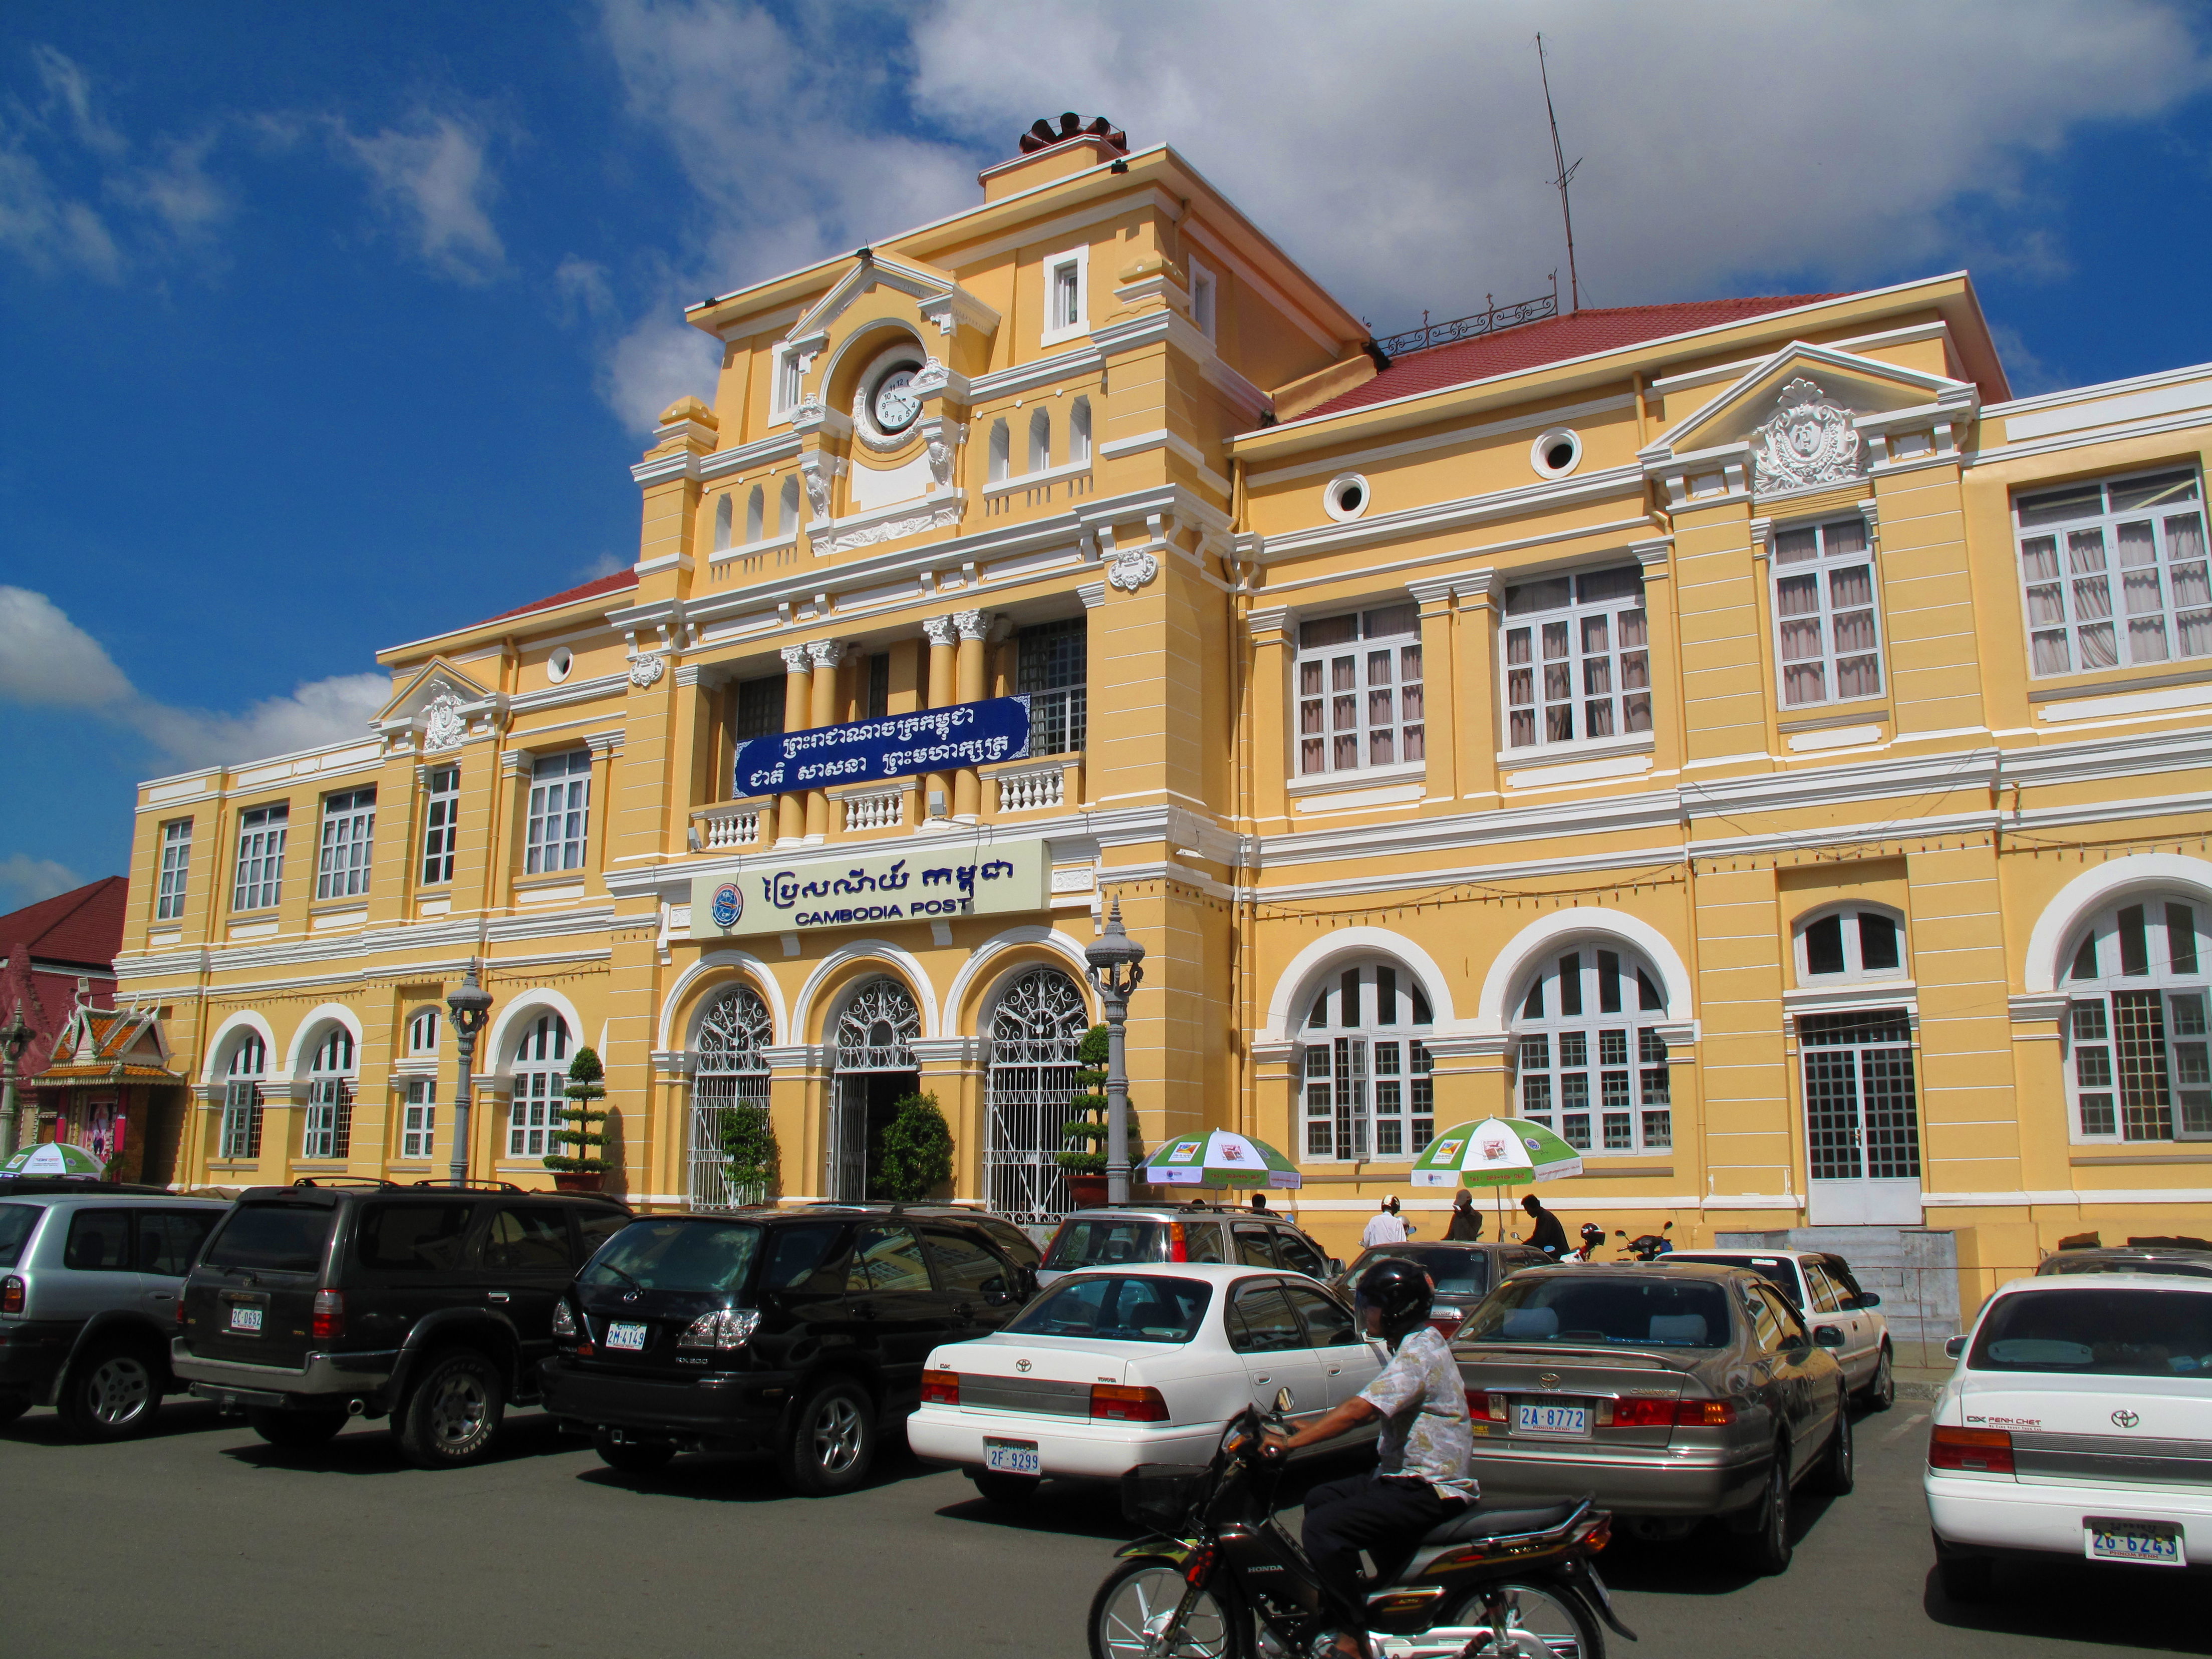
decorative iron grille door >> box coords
[691,986,773,1208]
[985,968,1088,1224]
[829,980,920,1202]
[1801,1008,1923,1224]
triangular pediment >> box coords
[786,252,999,351]
[374,658,499,751]
[1653,342,1975,459]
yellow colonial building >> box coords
[117,116,2212,1337]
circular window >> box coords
[1323,473,1371,523]
[1530,428,1582,479]
[546,647,574,684]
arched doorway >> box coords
[692,984,773,1208]
[829,978,920,1200]
[984,967,1089,1223]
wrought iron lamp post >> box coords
[444,962,494,1189]
[1082,896,1147,1207]
[0,1001,33,1162]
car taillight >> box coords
[1929,1424,2015,1475]
[1090,1384,1169,1422]
[1429,1306,1464,1336]
[1168,1222,1188,1263]
[175,1294,187,1326]
[1672,1399,1736,1427]
[921,1369,962,1406]
[1,1276,22,1314]
[1606,1398,1676,1428]
[311,1289,344,1341]
[550,1300,579,1340]
[676,1308,762,1351]
[1465,1389,1507,1422]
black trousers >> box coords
[1301,1475,1465,1619]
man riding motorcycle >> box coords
[1261,1257,1476,1659]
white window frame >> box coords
[406,1008,440,1056]
[2063,896,2212,1143]
[401,1078,436,1161]
[1040,246,1090,346]
[524,750,592,875]
[508,1013,571,1159]
[1187,254,1217,340]
[315,787,376,901]
[219,1035,266,1160]
[1770,516,1884,710]
[232,803,287,912]
[1500,565,1652,754]
[155,818,191,921]
[421,765,460,886]
[302,1027,356,1160]
[770,343,803,422]
[1300,962,1435,1163]
[1511,945,1674,1155]
[1792,904,1909,986]
[2016,465,2209,679]
[1294,603,1425,778]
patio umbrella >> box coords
[3,1142,105,1177]
[1141,1130,1302,1190]
[1409,1116,1582,1237]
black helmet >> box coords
[1352,1256,1434,1342]
[1579,1223,1605,1244]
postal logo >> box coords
[710,883,743,929]
[1168,1142,1202,1163]
[1431,1139,1463,1162]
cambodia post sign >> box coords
[732,697,1031,799]
[691,839,1049,938]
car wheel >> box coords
[1090,1560,1248,1659]
[58,1341,162,1441]
[781,1378,876,1496]
[396,1351,505,1469]
[1860,1343,1895,1412]
[592,1428,676,1474]
[1934,1537,1994,1603]
[246,1407,349,1448]
[0,1392,31,1426]
[1814,1398,1854,1494]
[1736,1451,1793,1574]
[970,1469,1040,1504]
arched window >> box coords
[508,1013,571,1159]
[406,1009,440,1055]
[401,1009,439,1162]
[1028,406,1052,472]
[1069,396,1091,466]
[988,418,1010,483]
[829,979,920,1201]
[836,980,918,1070]
[779,474,801,534]
[745,484,764,543]
[219,1032,266,1160]
[1511,945,1671,1153]
[2065,897,2212,1141]
[713,492,732,550]
[1793,904,1906,984]
[1302,961,1435,1160]
[302,1027,357,1160]
[985,967,1089,1222]
[693,985,774,1207]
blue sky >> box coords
[4,0,2210,907]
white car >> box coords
[1925,1272,2212,1598]
[1666,1248,1895,1408]
[906,1262,1384,1502]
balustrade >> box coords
[841,788,906,833]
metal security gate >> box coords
[1802,1008,1923,1225]
[829,980,920,1201]
[985,968,1089,1225]
[691,986,773,1209]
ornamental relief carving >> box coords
[1107,549,1159,592]
[815,502,962,556]
[423,691,466,751]
[1750,377,1862,493]
[627,654,666,689]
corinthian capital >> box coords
[779,645,812,674]
[806,639,848,670]
[953,610,991,642]
[922,615,958,648]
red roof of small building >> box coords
[1302,294,1843,422]
[0,876,127,1078]
[479,569,639,625]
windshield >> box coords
[584,1220,762,1293]
[1350,1246,1490,1298]
[0,1204,37,1268]
[204,1205,333,1274]
[2039,1254,2212,1280]
[1971,1288,2212,1376]
[1004,1274,1212,1344]
[1463,1274,1732,1349]
[1043,1218,1164,1271]
[1670,1255,1803,1305]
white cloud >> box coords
[554,254,616,323]
[0,141,122,280]
[0,586,384,766]
[30,44,125,159]
[335,110,506,283]
[0,853,83,910]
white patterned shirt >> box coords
[1357,1324,1478,1501]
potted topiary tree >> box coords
[878,1090,953,1202]
[543,1045,614,1193]
[717,1098,780,1207]
[1057,1024,1137,1209]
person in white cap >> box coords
[1361,1194,1412,1247]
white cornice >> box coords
[969,343,1106,402]
[1247,392,1636,487]
[698,432,803,483]
[1251,464,1643,563]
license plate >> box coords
[2086,1519,2185,1567]
[226,1305,263,1334]
[606,1321,649,1351]
[984,1438,1040,1476]
[1513,1401,1590,1439]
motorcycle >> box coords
[1613,1221,1674,1262]
[1090,1396,1634,1659]
[1565,1223,1608,1263]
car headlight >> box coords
[677,1308,763,1351]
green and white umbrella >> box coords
[3,1141,105,1177]
[1142,1131,1302,1190]
[1410,1117,1582,1188]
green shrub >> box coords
[879,1091,953,1201]
[717,1100,780,1203]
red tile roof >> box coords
[0,877,127,969]
[1301,294,1844,422]
[479,569,638,626]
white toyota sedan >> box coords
[906,1262,1384,1501]
[1926,1272,2212,1598]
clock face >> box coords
[872,367,921,433]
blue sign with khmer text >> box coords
[732,696,1031,799]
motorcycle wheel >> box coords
[1089,1560,1247,1659]
[1444,1580,1603,1659]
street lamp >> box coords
[1082,895,1146,1207]
[444,961,494,1189]
[0,1001,33,1162]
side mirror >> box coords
[1853,1291,1882,1309]
[1945,1334,1969,1360]
[1813,1325,1846,1348]
[1327,1259,1344,1277]
[1274,1386,1294,1416]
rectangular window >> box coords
[1517,1024,1671,1154]
[420,765,459,885]
[219,1080,263,1160]
[2016,466,2207,677]
[1502,566,1650,749]
[2071,989,2212,1141]
[401,1079,436,1161]
[771,345,803,419]
[524,750,593,874]
[232,803,288,911]
[734,675,784,745]
[302,1078,353,1160]
[865,652,891,720]
[315,788,376,901]
[1772,517,1882,708]
[1296,604,1424,776]
[1017,619,1087,756]
[155,819,191,921]
[1188,256,1217,340]
[1041,247,1088,344]
[1800,1010,1920,1180]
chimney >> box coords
[979,112,1130,201]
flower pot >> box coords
[552,1172,605,1194]
[1065,1174,1110,1210]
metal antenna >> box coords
[1537,33,1581,313]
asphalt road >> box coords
[3,1398,2204,1659]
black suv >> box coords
[174,1181,629,1467]
[539,1202,1041,1494]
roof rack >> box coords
[407,1179,524,1192]
[290,1177,403,1189]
